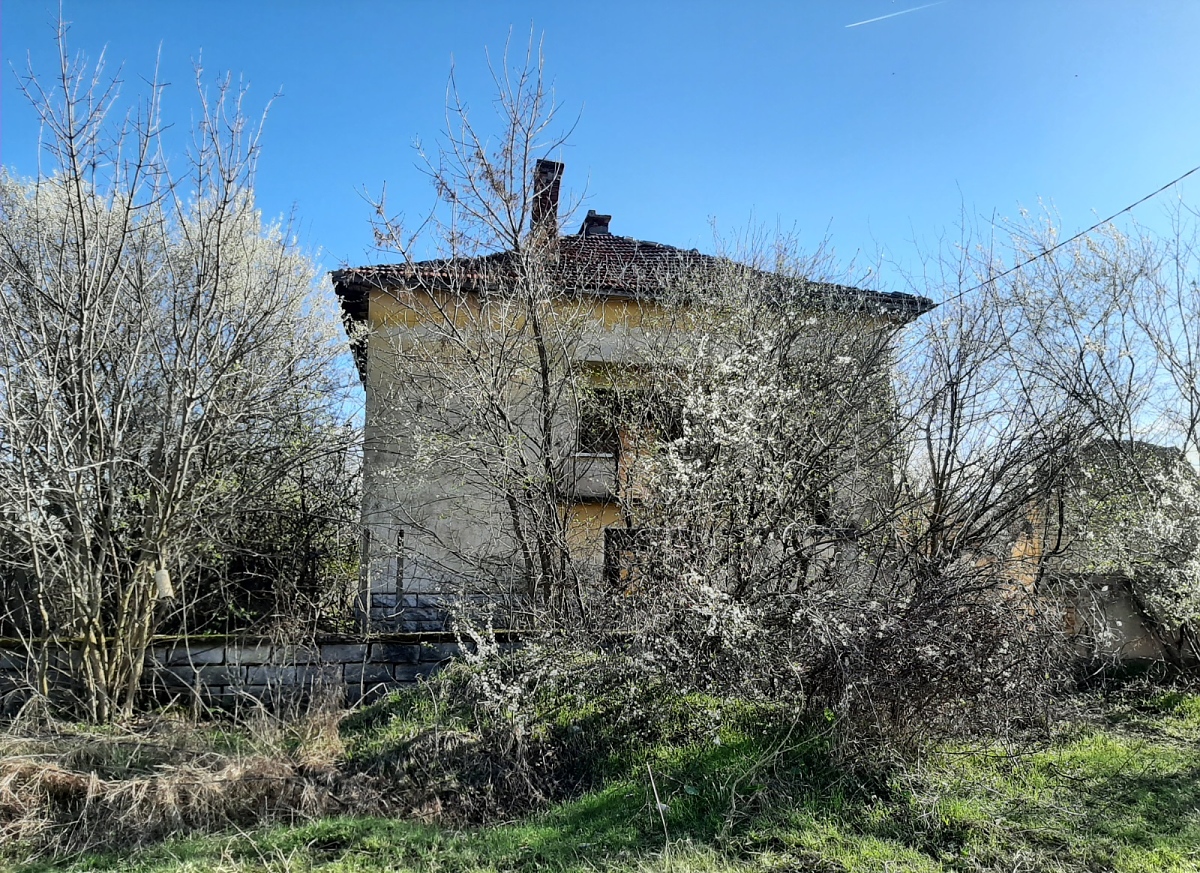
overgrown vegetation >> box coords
[0,23,360,720]
[359,37,1077,761]
[0,695,378,856]
[4,672,1198,871]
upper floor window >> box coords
[577,388,621,456]
[577,386,683,457]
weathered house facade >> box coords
[332,160,932,632]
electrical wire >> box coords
[933,162,1200,308]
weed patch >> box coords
[0,702,381,860]
[6,683,1200,872]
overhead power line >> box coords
[935,162,1200,309]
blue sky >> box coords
[3,1,1200,296]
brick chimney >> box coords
[531,158,564,237]
[579,209,612,236]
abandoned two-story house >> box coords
[332,160,933,632]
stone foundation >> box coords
[0,633,484,713]
[367,592,454,632]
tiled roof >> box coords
[331,232,934,322]
[332,234,711,297]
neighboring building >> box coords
[1021,441,1200,666]
[332,160,933,631]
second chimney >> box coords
[579,209,612,236]
[531,158,564,238]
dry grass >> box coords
[0,694,382,860]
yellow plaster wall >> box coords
[566,502,624,562]
[368,286,676,333]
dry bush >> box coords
[433,548,1070,810]
[339,663,565,824]
[0,699,380,860]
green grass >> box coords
[11,689,1200,873]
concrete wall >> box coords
[358,285,905,632]
[358,288,677,631]
[1066,578,1190,663]
[0,634,468,713]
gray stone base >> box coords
[368,592,453,632]
[0,633,480,713]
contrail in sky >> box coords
[845,1,946,28]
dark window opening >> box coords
[578,388,621,455]
[578,387,682,456]
[641,394,683,443]
[360,528,372,590]
[604,526,695,587]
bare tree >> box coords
[355,37,607,624]
[351,36,1064,733]
[0,29,356,720]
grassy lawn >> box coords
[10,688,1199,873]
